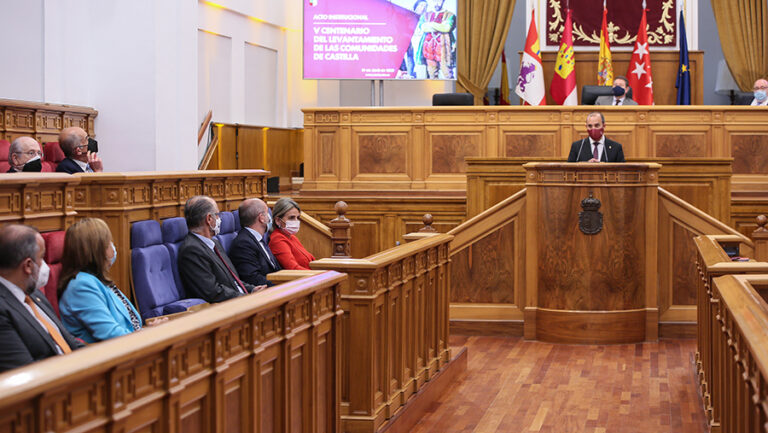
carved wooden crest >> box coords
[579,192,603,235]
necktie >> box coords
[260,238,276,268]
[614,99,620,106]
[214,245,248,294]
[593,142,599,160]
[108,284,142,331]
[24,296,72,354]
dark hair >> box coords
[586,111,605,125]
[238,199,267,228]
[613,75,630,88]
[0,225,39,270]
[185,196,217,230]
[59,130,81,158]
[58,218,113,294]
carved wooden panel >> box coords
[504,134,555,157]
[537,186,645,310]
[732,135,768,174]
[0,99,97,142]
[654,134,707,157]
[672,222,698,306]
[431,134,479,173]
[358,135,406,174]
[320,132,336,175]
[451,221,516,303]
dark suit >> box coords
[55,157,85,174]
[229,229,281,287]
[567,138,626,163]
[178,233,255,303]
[0,284,83,373]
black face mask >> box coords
[612,85,626,97]
[21,158,42,172]
[87,137,99,153]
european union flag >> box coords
[676,11,691,105]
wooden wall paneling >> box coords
[351,126,413,187]
[236,125,265,170]
[310,235,452,433]
[0,173,79,231]
[0,271,345,433]
[537,51,704,105]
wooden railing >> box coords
[694,234,768,432]
[709,274,768,433]
[0,271,346,433]
[306,234,453,433]
[0,98,97,143]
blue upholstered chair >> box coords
[131,220,206,320]
[215,211,237,253]
[160,217,188,292]
[232,209,241,232]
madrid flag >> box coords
[597,2,613,86]
[550,9,577,105]
[627,4,654,105]
[515,9,546,105]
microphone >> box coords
[577,138,586,161]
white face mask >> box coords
[211,215,222,236]
[285,220,300,235]
[27,260,50,293]
[109,242,117,267]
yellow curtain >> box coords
[711,0,768,91]
[457,0,516,104]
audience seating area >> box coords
[40,230,65,318]
[0,139,61,172]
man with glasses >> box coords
[751,78,768,106]
[55,127,104,174]
[178,195,257,303]
[7,137,44,173]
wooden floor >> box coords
[411,336,706,433]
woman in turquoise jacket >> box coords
[58,218,142,343]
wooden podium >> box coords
[523,163,660,344]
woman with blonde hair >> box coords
[58,218,142,342]
[268,197,316,270]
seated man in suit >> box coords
[751,78,768,106]
[178,195,256,303]
[56,127,104,174]
[567,112,626,163]
[229,198,280,287]
[594,76,638,106]
[0,224,83,372]
[7,137,43,172]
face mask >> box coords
[27,260,49,294]
[285,220,300,235]
[263,213,273,232]
[211,216,222,236]
[22,156,42,172]
[109,242,117,267]
[754,90,767,102]
[587,127,604,142]
[87,137,99,153]
[612,85,626,97]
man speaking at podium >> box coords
[567,112,625,163]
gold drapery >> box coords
[457,0,516,104]
[711,0,768,91]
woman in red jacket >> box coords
[268,197,316,270]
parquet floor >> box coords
[411,336,706,433]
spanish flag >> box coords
[597,1,613,86]
[550,9,577,105]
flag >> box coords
[515,9,546,105]
[500,50,510,105]
[597,2,613,86]
[550,9,577,105]
[676,10,690,105]
[626,2,654,105]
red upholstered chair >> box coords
[41,231,66,318]
[0,140,10,172]
[43,142,66,172]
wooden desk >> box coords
[523,163,660,343]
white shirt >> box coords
[612,96,626,105]
[591,136,606,161]
[192,232,215,250]
[751,98,768,106]
[0,275,64,354]
[245,227,276,267]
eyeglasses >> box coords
[14,150,42,157]
[754,86,768,91]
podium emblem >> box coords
[579,193,603,235]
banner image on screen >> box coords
[304,0,457,80]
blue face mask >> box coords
[109,242,117,267]
[754,90,767,102]
[612,85,626,97]
[263,212,273,232]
